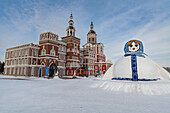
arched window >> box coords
[70,63,72,67]
[33,49,36,56]
[50,50,55,56]
[63,47,66,52]
[59,45,62,51]
[92,38,94,42]
[70,31,72,36]
[89,38,91,42]
[19,50,21,56]
[67,62,70,67]
[42,49,46,55]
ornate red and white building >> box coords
[80,21,112,76]
[4,13,112,77]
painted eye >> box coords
[135,45,138,47]
[130,45,133,47]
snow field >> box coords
[0,75,170,113]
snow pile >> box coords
[92,80,170,95]
[0,75,52,81]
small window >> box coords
[33,60,36,64]
[19,50,21,56]
[89,38,91,42]
[18,60,20,64]
[63,47,66,52]
[26,49,28,55]
[25,60,27,64]
[50,50,55,56]
[42,50,46,55]
[11,52,13,57]
[15,51,17,57]
[34,49,36,56]
[92,38,94,41]
[59,45,62,51]
[22,50,25,56]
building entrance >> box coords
[49,63,57,78]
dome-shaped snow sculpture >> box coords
[103,40,170,81]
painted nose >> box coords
[133,48,135,50]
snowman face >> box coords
[128,42,140,52]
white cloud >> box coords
[0,0,170,67]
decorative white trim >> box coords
[57,59,66,62]
[39,57,58,60]
[58,52,66,55]
[57,66,66,69]
[4,64,45,68]
[39,39,58,43]
[66,59,80,62]
[58,41,67,45]
[6,45,39,52]
[39,43,59,47]
[5,56,39,60]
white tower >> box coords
[66,12,76,36]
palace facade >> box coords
[4,13,112,77]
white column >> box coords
[17,67,19,75]
[24,67,26,75]
[13,68,15,75]
[21,67,23,75]
[9,68,11,74]
[5,68,7,74]
[31,67,34,76]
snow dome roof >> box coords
[103,40,170,81]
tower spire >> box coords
[70,11,73,20]
[87,20,97,43]
[90,20,93,30]
[66,12,75,36]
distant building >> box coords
[4,13,112,78]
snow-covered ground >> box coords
[0,75,170,113]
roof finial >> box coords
[70,11,73,20]
[91,19,93,26]
[90,20,93,30]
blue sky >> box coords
[0,0,170,66]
